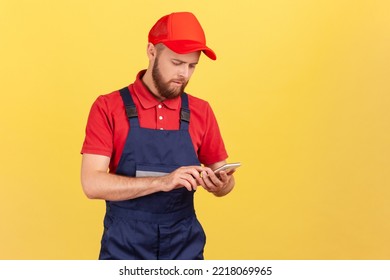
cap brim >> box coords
[162,40,217,60]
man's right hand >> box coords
[157,166,208,192]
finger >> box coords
[190,166,208,181]
[196,174,206,188]
[180,179,193,191]
[201,171,217,192]
[182,173,198,191]
[199,171,209,189]
[226,169,236,176]
[205,169,223,186]
[218,171,229,182]
[173,172,195,191]
[187,165,206,174]
[185,166,208,189]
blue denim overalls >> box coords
[98,87,206,260]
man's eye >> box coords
[172,61,181,65]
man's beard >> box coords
[152,57,188,100]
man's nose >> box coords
[178,65,189,79]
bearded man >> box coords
[80,12,235,260]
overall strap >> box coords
[119,86,190,130]
[180,93,190,131]
[119,87,139,128]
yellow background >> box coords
[1,0,389,259]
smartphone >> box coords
[213,162,241,175]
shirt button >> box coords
[159,128,164,130]
[159,116,163,120]
[158,104,162,109]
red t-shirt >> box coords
[81,70,228,173]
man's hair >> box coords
[155,43,166,54]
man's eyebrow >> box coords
[172,58,199,65]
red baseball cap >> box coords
[148,12,217,60]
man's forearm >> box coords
[81,171,162,201]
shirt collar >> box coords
[132,70,181,110]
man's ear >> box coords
[146,43,157,60]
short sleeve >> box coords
[196,103,228,165]
[81,96,114,157]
